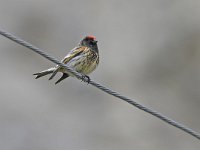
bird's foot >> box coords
[81,75,90,84]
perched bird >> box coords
[33,36,99,84]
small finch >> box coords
[33,36,99,84]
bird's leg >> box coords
[81,75,90,84]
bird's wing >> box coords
[48,46,88,80]
[61,46,88,64]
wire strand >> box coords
[0,29,200,140]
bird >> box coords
[33,35,99,84]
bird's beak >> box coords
[94,40,98,44]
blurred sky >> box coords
[0,0,200,149]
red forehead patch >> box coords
[86,35,96,40]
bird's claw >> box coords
[81,75,90,84]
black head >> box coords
[80,36,98,53]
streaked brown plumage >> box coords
[33,36,99,84]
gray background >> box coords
[0,0,200,149]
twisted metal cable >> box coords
[0,29,200,140]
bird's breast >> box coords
[64,50,99,75]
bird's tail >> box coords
[33,68,56,79]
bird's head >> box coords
[80,36,98,53]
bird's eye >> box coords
[89,41,94,46]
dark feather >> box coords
[33,69,54,79]
[55,73,69,84]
